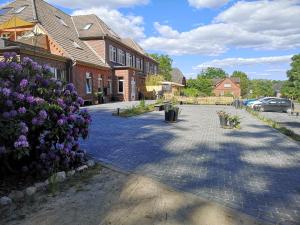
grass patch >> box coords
[48,164,102,196]
[117,100,156,117]
[246,107,300,141]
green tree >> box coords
[149,54,173,81]
[249,79,275,98]
[199,67,227,79]
[231,71,250,97]
[281,54,300,100]
[186,77,213,96]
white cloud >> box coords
[195,55,292,69]
[188,0,229,9]
[49,0,149,9]
[72,7,145,39]
[140,1,300,55]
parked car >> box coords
[243,99,256,106]
[254,98,294,112]
[247,97,277,108]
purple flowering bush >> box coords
[0,52,90,177]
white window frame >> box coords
[86,73,92,94]
[13,5,27,14]
[224,83,231,88]
[126,52,131,66]
[56,16,68,27]
[83,23,93,30]
[109,45,117,62]
[117,49,125,65]
[136,58,140,70]
[118,78,124,94]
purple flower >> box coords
[0,146,6,155]
[3,52,16,59]
[43,64,51,72]
[32,117,38,125]
[2,88,11,97]
[19,122,28,134]
[0,61,6,69]
[26,96,35,104]
[22,57,33,65]
[66,83,75,92]
[17,93,25,101]
[57,119,65,126]
[77,97,84,106]
[39,110,47,119]
[2,112,10,119]
[56,143,64,150]
[20,79,28,88]
[10,110,17,117]
[34,97,45,105]
[5,100,13,107]
[14,135,29,149]
[18,107,26,114]
[10,62,22,72]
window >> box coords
[109,45,117,62]
[0,7,12,15]
[72,40,82,49]
[49,67,67,81]
[13,5,27,14]
[108,79,112,95]
[117,49,125,65]
[86,73,92,94]
[136,58,140,70]
[140,59,143,71]
[224,83,231,88]
[132,55,135,68]
[56,16,68,27]
[154,65,157,74]
[145,62,149,73]
[83,23,93,30]
[118,77,124,94]
[98,75,103,92]
[126,52,131,66]
[1,32,10,39]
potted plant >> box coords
[217,111,229,127]
[228,115,241,129]
[94,92,104,104]
[165,104,179,122]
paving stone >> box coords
[81,103,300,224]
[8,191,24,201]
[25,187,37,197]
[67,170,76,177]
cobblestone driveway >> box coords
[82,103,300,224]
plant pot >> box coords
[165,110,176,122]
[219,116,228,127]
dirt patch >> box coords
[1,165,270,225]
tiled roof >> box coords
[72,14,121,40]
[171,67,185,84]
[0,0,108,68]
[121,38,146,55]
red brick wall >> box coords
[213,78,241,97]
[20,54,66,70]
[72,64,111,103]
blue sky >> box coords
[1,0,299,80]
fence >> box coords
[164,95,234,105]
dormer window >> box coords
[83,23,93,30]
[72,40,82,49]
[13,5,27,14]
[56,16,68,27]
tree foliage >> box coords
[231,71,250,97]
[199,67,227,79]
[145,74,164,86]
[149,54,173,81]
[281,54,300,100]
[249,79,275,98]
[186,77,213,96]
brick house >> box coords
[213,77,241,97]
[0,0,158,103]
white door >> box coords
[131,77,136,101]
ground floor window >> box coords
[98,75,103,92]
[86,73,92,94]
[108,79,112,95]
[50,67,67,81]
[118,77,124,94]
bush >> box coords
[0,52,91,177]
[145,74,164,86]
[182,88,200,97]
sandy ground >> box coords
[0,165,270,225]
